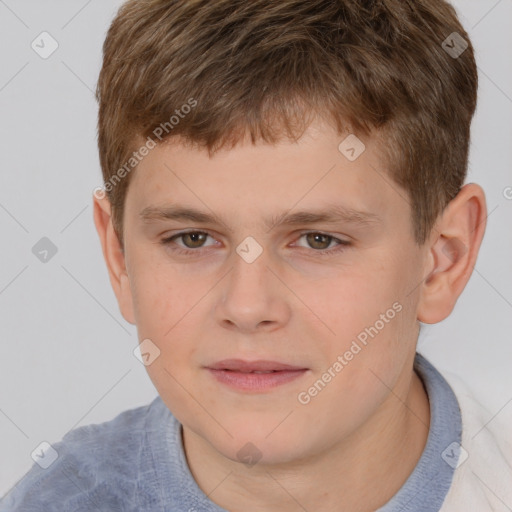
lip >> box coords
[205,359,309,392]
[206,359,307,372]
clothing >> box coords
[378,353,461,511]
[1,353,511,511]
[435,367,512,511]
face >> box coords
[119,120,429,465]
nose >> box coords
[215,246,291,334]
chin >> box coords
[210,427,310,467]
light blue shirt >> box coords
[0,353,461,511]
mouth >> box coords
[205,359,309,391]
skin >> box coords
[94,119,487,512]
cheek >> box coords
[129,265,202,416]
[127,251,195,337]
[306,262,404,344]
[298,310,412,440]
[127,254,205,369]
[303,260,416,402]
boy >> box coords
[2,0,511,510]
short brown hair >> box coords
[95,0,477,247]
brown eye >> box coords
[160,231,218,256]
[294,232,351,257]
[180,232,208,248]
[305,233,334,250]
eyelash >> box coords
[159,230,351,258]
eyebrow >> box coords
[139,203,382,232]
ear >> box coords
[417,183,487,324]
[92,193,136,325]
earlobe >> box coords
[417,183,487,324]
[92,194,136,325]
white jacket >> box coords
[440,370,512,510]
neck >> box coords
[182,368,430,512]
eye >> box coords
[176,232,210,249]
[160,230,351,257]
[294,232,350,256]
[160,231,216,253]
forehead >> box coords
[125,121,411,234]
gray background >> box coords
[0,0,511,498]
